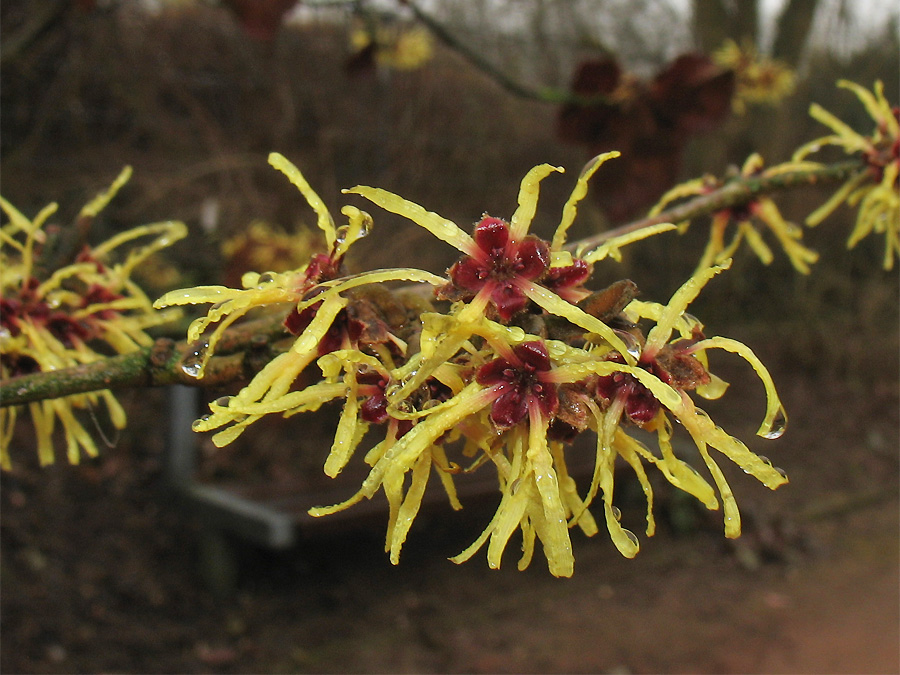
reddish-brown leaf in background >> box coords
[221,0,298,42]
[557,54,735,222]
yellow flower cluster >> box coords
[652,154,821,274]
[713,39,796,114]
[0,169,186,469]
[795,80,900,269]
[158,153,788,576]
[220,220,320,285]
[349,23,434,71]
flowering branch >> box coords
[0,312,292,407]
[0,158,863,410]
[572,159,863,253]
[1,79,895,575]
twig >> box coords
[405,1,601,105]
[0,312,291,407]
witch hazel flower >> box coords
[311,325,588,577]
[444,216,551,321]
[475,340,560,427]
[155,153,445,447]
[343,154,675,411]
[348,154,643,332]
[794,80,899,269]
[153,153,790,577]
[1,168,186,469]
[651,154,821,274]
[557,260,789,544]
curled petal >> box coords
[344,185,476,254]
[553,151,621,250]
[643,260,730,358]
[269,152,337,250]
[449,257,488,291]
[509,164,564,241]
[490,282,529,321]
[491,387,530,428]
[515,236,551,279]
[579,223,677,263]
[525,405,574,577]
[688,336,786,439]
[473,217,510,255]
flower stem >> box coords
[0,312,290,406]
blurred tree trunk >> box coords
[692,0,759,49]
[693,0,733,52]
[771,0,820,63]
[693,0,819,63]
[731,1,759,44]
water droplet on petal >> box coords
[611,505,622,521]
[614,329,642,360]
[395,400,415,414]
[547,341,567,359]
[181,361,203,378]
[181,340,209,379]
[761,407,787,439]
[622,529,639,546]
[398,370,419,390]
[191,414,211,431]
[506,326,526,342]
[213,396,232,407]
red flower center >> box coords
[476,340,559,428]
[597,338,709,426]
[0,277,117,347]
[447,217,550,321]
[596,366,661,425]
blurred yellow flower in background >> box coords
[713,39,796,114]
[349,23,434,72]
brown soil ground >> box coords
[2,347,898,674]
